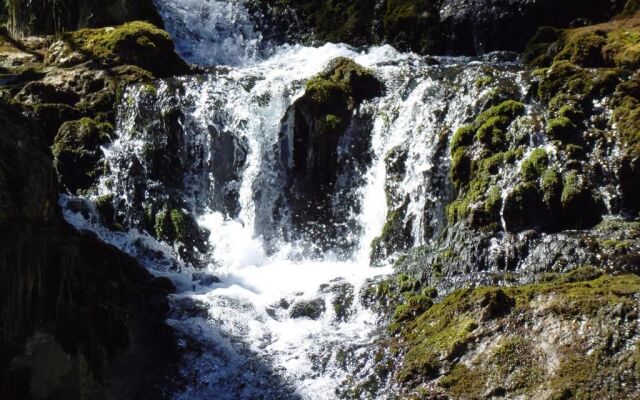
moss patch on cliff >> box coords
[447,101,525,227]
[394,272,640,398]
[525,13,640,69]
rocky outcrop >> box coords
[0,99,177,399]
[354,8,640,399]
[0,9,191,399]
[283,57,383,246]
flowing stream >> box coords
[60,1,530,398]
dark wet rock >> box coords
[250,0,628,56]
[289,298,326,320]
[52,117,114,194]
[283,57,383,247]
[192,272,220,287]
[0,86,176,400]
[320,279,356,322]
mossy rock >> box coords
[447,101,525,228]
[288,58,383,230]
[525,13,640,69]
[396,272,640,397]
[52,117,113,194]
[153,207,201,246]
[370,200,414,263]
[61,21,188,77]
[289,298,326,320]
[537,61,620,104]
[520,148,549,182]
[560,171,604,228]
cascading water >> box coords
[59,2,534,399]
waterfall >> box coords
[59,2,531,398]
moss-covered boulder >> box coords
[287,57,383,234]
[370,200,414,264]
[61,21,189,77]
[52,117,113,194]
[289,298,326,320]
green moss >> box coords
[541,167,562,207]
[397,273,640,395]
[305,76,349,107]
[450,125,474,154]
[612,73,640,158]
[561,171,582,208]
[537,61,620,104]
[307,57,381,105]
[449,147,471,190]
[154,208,174,242]
[447,101,525,228]
[392,293,433,325]
[170,209,190,244]
[370,201,413,261]
[474,75,493,88]
[547,116,580,143]
[526,14,640,69]
[521,149,549,181]
[61,21,187,77]
[557,104,586,124]
[475,115,509,150]
[324,114,341,130]
[474,100,525,127]
[484,185,502,217]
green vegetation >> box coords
[61,21,187,76]
[153,207,199,245]
[525,14,640,69]
[394,272,640,397]
[370,201,413,262]
[447,101,525,226]
[520,149,548,181]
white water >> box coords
[60,3,531,398]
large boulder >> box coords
[284,57,383,239]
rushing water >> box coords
[60,2,532,398]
